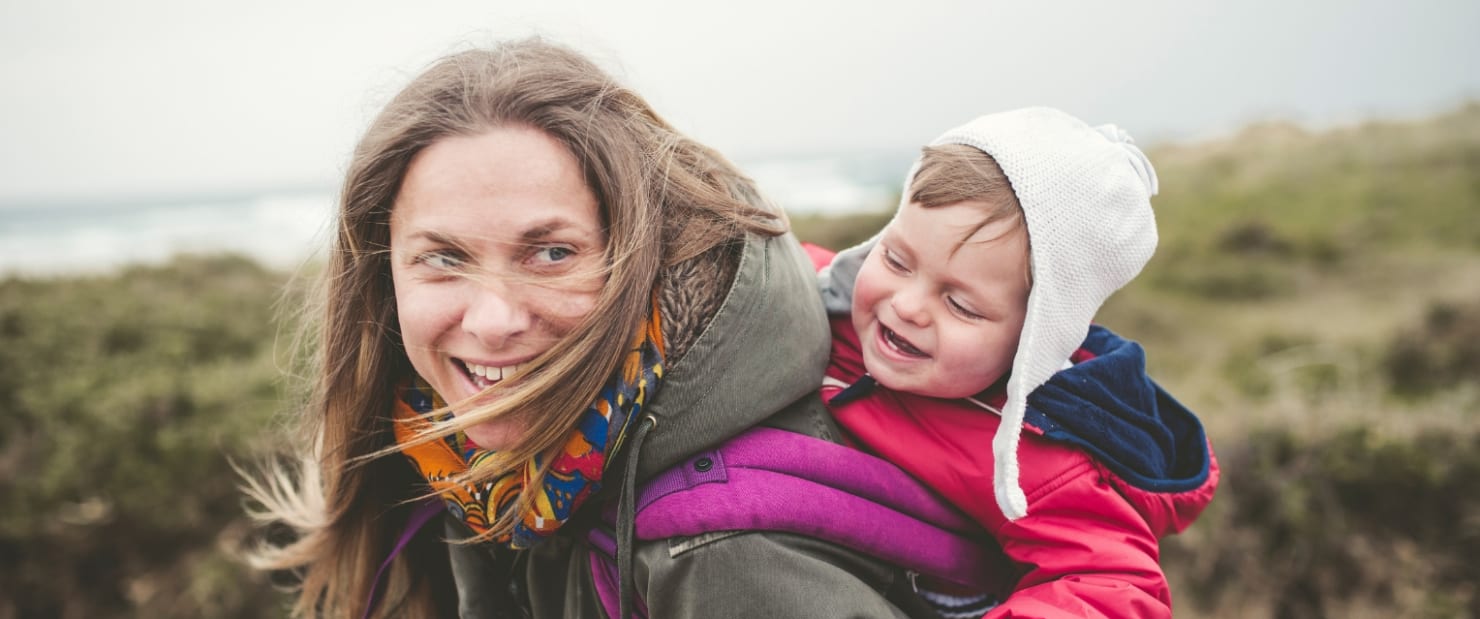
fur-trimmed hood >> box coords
[631,226,831,482]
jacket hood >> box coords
[1025,325,1215,530]
[631,230,830,482]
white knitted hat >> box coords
[923,107,1160,520]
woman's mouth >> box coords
[881,326,928,358]
[461,360,522,390]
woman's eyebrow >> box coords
[408,230,462,247]
[519,217,591,243]
[399,229,449,247]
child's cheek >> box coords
[851,256,887,317]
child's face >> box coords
[852,200,1030,399]
[389,126,607,449]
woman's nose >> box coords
[462,282,531,347]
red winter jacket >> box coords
[811,245,1218,618]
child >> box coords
[816,107,1218,618]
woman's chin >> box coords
[461,417,526,451]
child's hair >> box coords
[909,143,1030,278]
[245,37,784,617]
[910,144,1019,213]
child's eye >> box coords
[882,249,908,273]
[530,245,575,265]
[947,296,984,320]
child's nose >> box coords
[462,282,531,348]
[890,287,931,327]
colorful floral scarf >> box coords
[392,307,665,549]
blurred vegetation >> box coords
[0,255,293,618]
[3,103,1478,617]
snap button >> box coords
[693,457,714,472]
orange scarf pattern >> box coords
[393,308,665,548]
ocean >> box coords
[0,152,909,277]
[0,192,336,276]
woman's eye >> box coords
[531,245,575,265]
[418,250,466,270]
[948,297,984,320]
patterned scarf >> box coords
[392,306,665,549]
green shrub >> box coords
[1386,299,1480,397]
[1166,424,1480,618]
[0,255,291,618]
[1150,254,1300,301]
[789,210,893,251]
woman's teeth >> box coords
[464,361,520,387]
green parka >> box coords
[441,229,933,618]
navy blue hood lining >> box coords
[1023,326,1211,494]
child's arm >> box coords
[984,462,1174,619]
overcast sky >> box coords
[2,0,1477,205]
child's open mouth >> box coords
[882,326,928,358]
[461,360,521,390]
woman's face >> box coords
[389,125,607,449]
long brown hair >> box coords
[245,38,783,617]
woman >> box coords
[246,38,947,618]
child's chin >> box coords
[865,366,911,393]
[868,367,967,399]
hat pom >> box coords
[1095,124,1159,197]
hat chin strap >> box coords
[992,397,1030,520]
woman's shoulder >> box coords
[634,232,829,480]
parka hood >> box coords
[1025,325,1216,534]
[629,230,831,483]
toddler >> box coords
[817,107,1219,618]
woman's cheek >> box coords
[547,290,601,335]
[541,265,606,331]
[395,283,459,347]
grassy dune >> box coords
[3,104,1477,617]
